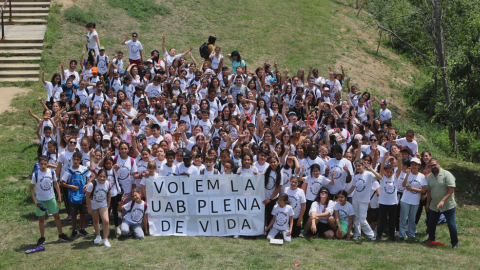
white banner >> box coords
[146,174,265,236]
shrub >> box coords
[107,0,171,21]
[64,6,95,25]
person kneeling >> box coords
[302,187,336,239]
[118,188,149,239]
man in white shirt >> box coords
[176,150,200,176]
[61,60,80,84]
[121,33,143,65]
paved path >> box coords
[4,25,47,39]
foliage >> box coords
[64,6,95,25]
[106,0,171,22]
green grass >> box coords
[0,0,479,268]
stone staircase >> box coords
[0,0,49,82]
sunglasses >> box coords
[132,35,138,38]
[69,141,76,144]
[319,190,329,194]
[370,139,377,142]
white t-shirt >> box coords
[326,158,354,195]
[301,157,326,178]
[254,161,269,175]
[265,170,282,200]
[159,163,177,176]
[86,30,98,50]
[123,200,150,224]
[304,175,331,201]
[197,119,213,136]
[352,171,375,203]
[75,88,90,110]
[62,69,80,84]
[280,167,293,194]
[140,173,158,188]
[58,149,77,179]
[211,54,224,70]
[145,83,162,98]
[361,145,388,164]
[31,169,57,201]
[86,179,112,210]
[238,166,258,176]
[401,172,426,206]
[379,108,392,121]
[378,176,398,205]
[310,200,336,224]
[135,159,149,187]
[163,52,181,66]
[396,170,407,193]
[370,180,380,208]
[396,138,419,156]
[114,155,137,195]
[106,168,120,197]
[176,163,200,176]
[334,202,355,225]
[285,187,306,219]
[125,40,143,60]
[44,82,62,102]
[271,204,294,231]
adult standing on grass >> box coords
[426,158,458,249]
[85,22,100,57]
[122,33,143,65]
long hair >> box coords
[264,156,281,189]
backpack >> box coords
[90,179,113,199]
[199,42,209,58]
[66,168,90,204]
[34,169,55,183]
[128,200,147,213]
[200,168,219,175]
[37,137,46,158]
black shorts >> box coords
[316,221,334,236]
[69,203,88,216]
[368,208,379,222]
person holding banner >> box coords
[176,150,200,176]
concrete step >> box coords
[0,77,39,82]
[10,7,49,13]
[0,56,41,63]
[5,0,49,2]
[0,49,42,56]
[0,43,43,48]
[0,63,40,70]
[0,37,43,43]
[10,13,48,18]
[0,70,38,78]
[10,2,50,7]
[3,19,47,24]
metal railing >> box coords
[0,0,12,41]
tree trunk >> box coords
[428,74,437,118]
[433,0,457,156]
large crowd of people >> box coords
[28,24,459,249]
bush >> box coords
[107,0,171,21]
[64,6,95,25]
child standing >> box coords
[265,194,294,243]
[376,154,399,241]
[30,156,69,246]
[86,169,112,247]
[118,188,150,239]
[263,156,283,227]
[140,161,158,199]
[237,153,258,175]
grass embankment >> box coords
[0,0,478,269]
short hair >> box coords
[205,155,216,163]
[72,152,82,159]
[43,126,52,132]
[147,160,157,169]
[166,150,176,158]
[38,156,49,162]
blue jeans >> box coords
[121,220,145,239]
[428,207,458,246]
[398,201,419,238]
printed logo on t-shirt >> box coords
[355,179,366,192]
[118,166,130,181]
[408,178,421,194]
[288,195,298,210]
[131,207,144,223]
[331,165,343,179]
[339,209,348,221]
[309,181,321,196]
[39,175,53,191]
[384,181,396,194]
[275,211,288,226]
[266,176,276,190]
[130,45,139,53]
[93,187,107,203]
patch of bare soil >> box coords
[0,87,31,114]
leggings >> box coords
[110,194,122,227]
[415,195,428,226]
[61,186,70,212]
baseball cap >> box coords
[91,67,99,73]
[146,59,153,63]
[206,69,214,73]
[99,46,105,51]
[377,128,386,133]
[380,99,388,105]
[113,69,119,74]
[136,134,146,140]
[270,78,276,83]
[102,135,111,141]
[337,118,344,124]
[182,150,193,159]
[411,158,421,165]
[288,111,296,116]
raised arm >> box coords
[180,46,194,58]
[162,34,167,55]
[121,33,129,45]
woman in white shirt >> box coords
[209,46,224,73]
[85,23,100,57]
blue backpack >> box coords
[66,168,90,204]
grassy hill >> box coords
[0,0,479,268]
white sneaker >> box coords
[116,227,121,235]
[93,236,101,244]
[233,235,239,239]
[103,239,111,248]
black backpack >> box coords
[199,42,209,58]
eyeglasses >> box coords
[370,139,377,142]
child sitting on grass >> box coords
[265,193,294,243]
[118,188,150,239]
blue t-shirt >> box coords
[230,59,245,74]
[61,83,79,101]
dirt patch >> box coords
[0,87,31,114]
[51,0,75,10]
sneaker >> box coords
[398,238,405,243]
[58,233,70,242]
[78,228,89,236]
[116,227,121,235]
[36,237,46,247]
[66,215,72,221]
[103,239,111,248]
[298,231,305,238]
[70,230,78,240]
[453,245,458,249]
[390,237,399,242]
[46,211,52,217]
[353,236,360,241]
[233,235,239,239]
[94,236,102,244]
[369,237,376,241]
[409,237,420,242]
